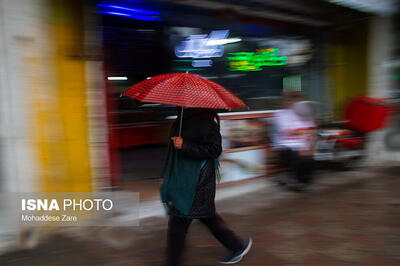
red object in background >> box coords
[122,72,247,109]
[336,138,365,148]
[110,121,172,149]
[345,95,393,133]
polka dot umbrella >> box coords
[122,72,247,135]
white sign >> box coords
[174,30,230,59]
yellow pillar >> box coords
[326,20,369,120]
[34,0,92,192]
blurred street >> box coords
[1,166,399,266]
[0,0,399,264]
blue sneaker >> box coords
[219,237,252,264]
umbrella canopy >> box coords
[122,72,247,110]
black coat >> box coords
[168,109,222,218]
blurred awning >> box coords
[156,0,376,27]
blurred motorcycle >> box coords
[310,96,395,170]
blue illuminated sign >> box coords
[98,4,160,15]
[192,60,213,67]
[97,4,162,21]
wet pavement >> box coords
[0,167,399,266]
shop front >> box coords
[99,0,328,188]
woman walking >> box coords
[161,108,252,266]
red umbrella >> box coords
[122,72,247,135]
[122,72,246,110]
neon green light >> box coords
[227,48,287,71]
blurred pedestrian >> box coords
[273,92,317,191]
[161,108,252,266]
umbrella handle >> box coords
[178,106,183,137]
